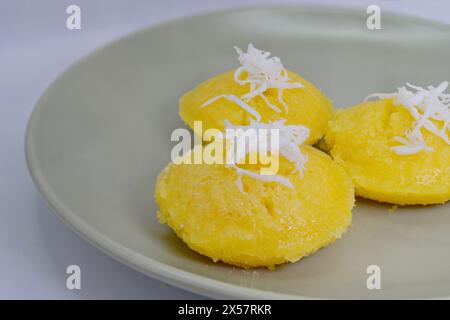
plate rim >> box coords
[25,4,450,299]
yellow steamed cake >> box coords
[179,70,333,145]
[155,144,354,269]
[325,99,450,205]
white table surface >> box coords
[1,0,449,299]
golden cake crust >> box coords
[179,70,333,145]
[155,145,354,268]
[325,99,450,205]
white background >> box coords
[1,0,449,299]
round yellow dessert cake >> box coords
[155,145,354,269]
[325,99,450,205]
[179,70,333,145]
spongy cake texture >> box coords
[179,70,333,145]
[155,145,354,268]
[325,99,450,205]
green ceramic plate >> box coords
[26,6,450,299]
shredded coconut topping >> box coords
[234,44,303,114]
[200,44,303,116]
[231,164,294,192]
[224,119,310,192]
[200,94,261,122]
[366,81,450,155]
